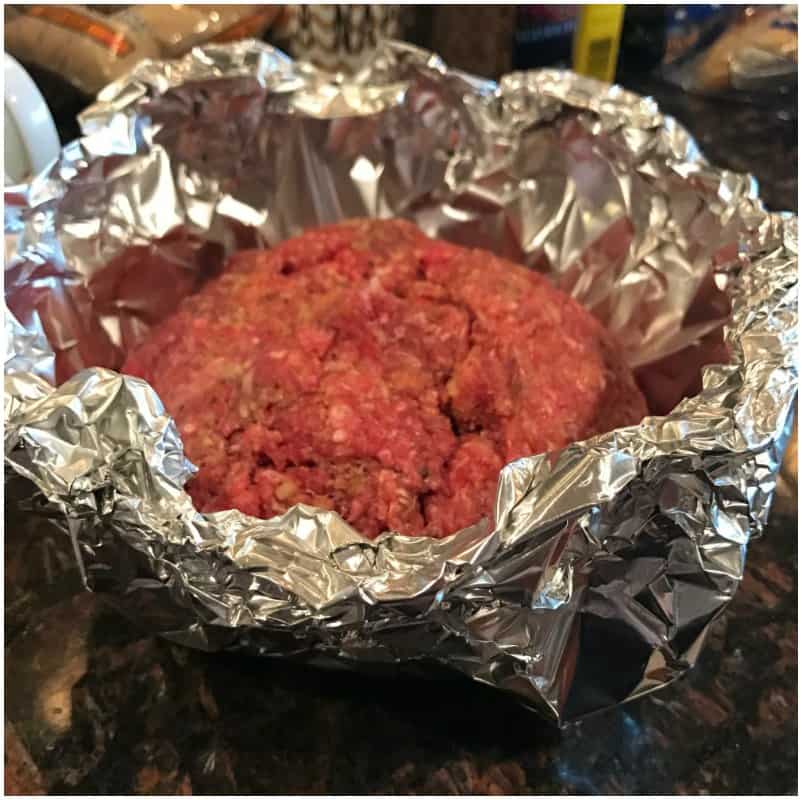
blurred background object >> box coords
[4,4,284,143]
[422,5,518,77]
[271,4,402,73]
[572,4,625,81]
[5,5,284,94]
[5,5,162,96]
[662,4,797,94]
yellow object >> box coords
[573,4,625,82]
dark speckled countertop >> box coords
[4,77,798,795]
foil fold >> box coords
[4,41,798,724]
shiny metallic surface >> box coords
[3,41,798,724]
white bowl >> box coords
[4,53,61,185]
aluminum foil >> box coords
[4,41,798,724]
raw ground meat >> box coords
[123,219,647,538]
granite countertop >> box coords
[4,79,798,796]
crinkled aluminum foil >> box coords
[4,41,798,724]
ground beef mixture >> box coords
[123,219,647,538]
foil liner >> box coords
[4,41,798,724]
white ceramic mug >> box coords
[4,53,61,185]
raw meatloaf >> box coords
[123,219,647,538]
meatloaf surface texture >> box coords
[123,219,647,538]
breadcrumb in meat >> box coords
[123,219,647,538]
